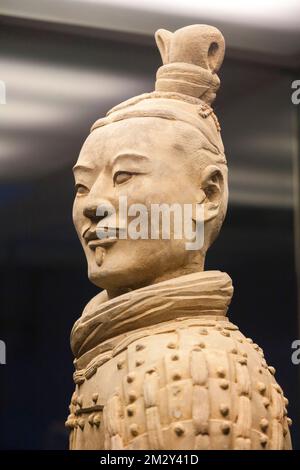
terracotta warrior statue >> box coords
[66,25,292,450]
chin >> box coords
[87,255,161,292]
[87,260,131,290]
[85,241,186,291]
[87,261,117,290]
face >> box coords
[73,117,205,292]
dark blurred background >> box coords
[0,0,299,450]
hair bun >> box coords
[155,25,225,104]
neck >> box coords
[106,258,205,300]
[71,269,233,359]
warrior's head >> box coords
[73,25,228,296]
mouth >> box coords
[88,238,117,250]
[83,227,118,250]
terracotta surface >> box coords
[67,25,292,450]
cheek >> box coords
[127,239,186,263]
[132,181,175,207]
[142,173,193,205]
[72,199,79,226]
[72,198,85,236]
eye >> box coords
[113,171,134,186]
[75,183,89,196]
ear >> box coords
[200,165,224,223]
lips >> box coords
[88,238,117,249]
[83,227,118,250]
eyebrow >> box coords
[72,163,95,174]
[111,153,150,166]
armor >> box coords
[66,271,292,449]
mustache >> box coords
[83,226,124,242]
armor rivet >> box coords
[220,379,229,390]
[246,338,253,344]
[262,397,270,408]
[65,414,75,429]
[198,342,206,349]
[127,405,135,417]
[287,417,293,427]
[92,392,99,403]
[260,434,268,447]
[238,358,247,366]
[217,367,226,378]
[231,348,238,354]
[220,404,229,416]
[130,424,139,436]
[171,354,179,361]
[268,366,276,375]
[88,414,94,425]
[260,418,269,432]
[174,424,185,436]
[135,360,144,367]
[257,382,266,394]
[172,372,181,381]
[221,422,231,435]
[135,344,145,351]
[275,384,282,394]
[70,419,76,429]
[127,373,135,383]
[128,391,137,403]
[71,393,77,405]
[93,414,101,427]
[284,397,289,406]
[167,342,176,349]
[78,418,85,430]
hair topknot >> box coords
[155,24,225,104]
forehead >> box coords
[75,117,196,168]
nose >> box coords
[82,172,116,224]
[83,201,112,223]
